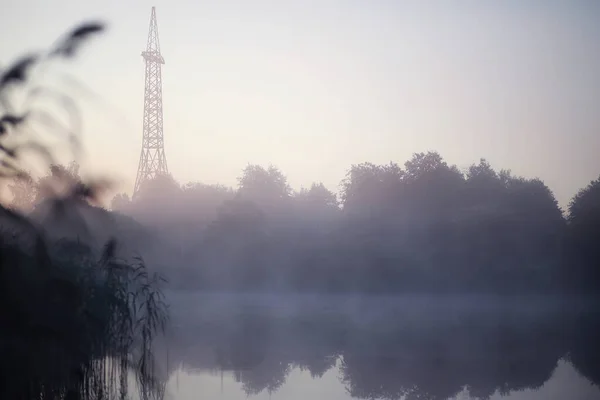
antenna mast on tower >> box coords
[133,6,168,198]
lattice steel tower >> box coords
[133,6,168,198]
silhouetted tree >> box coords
[402,151,465,220]
[340,161,403,216]
[566,176,600,291]
[294,183,339,226]
[238,164,292,208]
[134,172,181,204]
[110,192,131,211]
[464,159,506,206]
[295,182,338,209]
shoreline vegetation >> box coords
[8,155,599,295]
[0,23,168,400]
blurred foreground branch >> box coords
[0,21,169,400]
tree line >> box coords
[9,151,599,294]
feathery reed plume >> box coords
[0,20,169,400]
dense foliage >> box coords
[0,229,168,400]
[58,155,598,294]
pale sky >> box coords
[2,0,600,207]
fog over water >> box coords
[155,293,600,400]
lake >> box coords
[157,293,600,400]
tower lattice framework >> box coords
[133,6,168,198]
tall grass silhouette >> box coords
[0,21,169,400]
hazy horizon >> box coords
[2,0,600,207]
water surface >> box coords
[160,293,600,400]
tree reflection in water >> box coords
[162,295,599,399]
